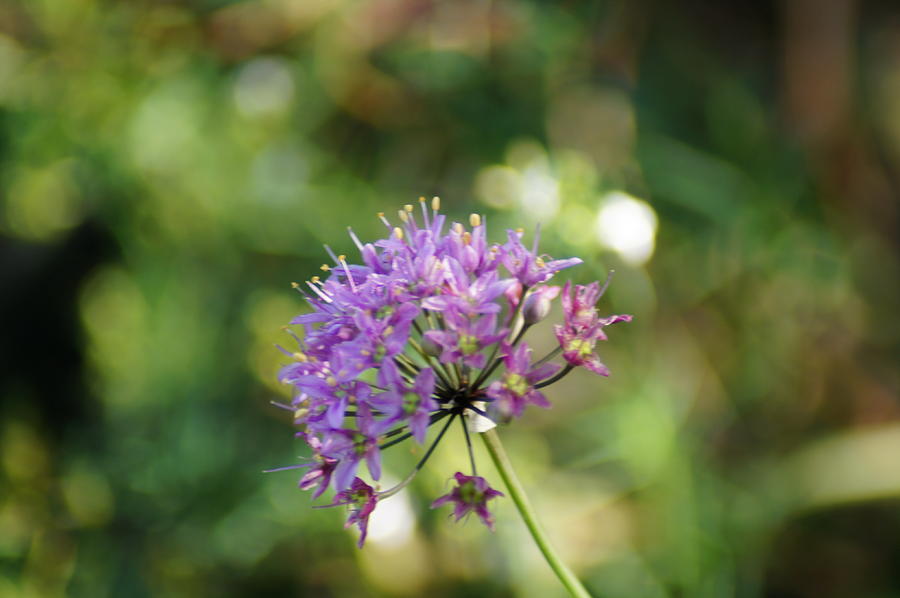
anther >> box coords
[462,231,472,245]
[469,213,481,227]
[404,204,414,213]
[393,226,404,240]
[453,222,464,234]
[320,264,331,271]
[432,196,441,211]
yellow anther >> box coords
[536,257,546,268]
[469,213,481,227]
[515,227,524,234]
[320,264,331,271]
[404,204,414,212]
[292,352,308,362]
[432,196,441,210]
[311,276,320,284]
[326,376,337,387]
[393,226,404,240]
[291,282,300,288]
[398,209,409,223]
[419,196,426,203]
[453,222,464,234]
[338,255,346,262]
[377,212,385,218]
[462,231,472,245]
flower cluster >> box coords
[273,198,631,546]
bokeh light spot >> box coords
[594,191,658,266]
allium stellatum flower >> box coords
[272,197,631,547]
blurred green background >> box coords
[1,0,899,596]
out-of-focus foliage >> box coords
[1,1,898,597]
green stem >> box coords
[480,428,593,598]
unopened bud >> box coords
[522,286,560,324]
[421,335,442,357]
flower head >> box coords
[431,472,504,531]
[271,198,630,547]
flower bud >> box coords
[421,335,442,357]
[522,285,560,324]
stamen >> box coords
[323,244,340,263]
[338,254,357,293]
[398,209,409,223]
[393,226,404,240]
[598,269,615,296]
[347,227,364,252]
[462,231,472,245]
[515,227,524,235]
[306,280,333,303]
[469,213,481,227]
[320,264,331,272]
[377,212,391,229]
[453,222,464,234]
[419,196,430,227]
[404,204,414,213]
[432,195,441,211]
[293,351,308,362]
[532,222,542,254]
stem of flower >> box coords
[379,413,457,499]
[379,410,450,448]
[480,428,593,598]
[534,365,573,389]
[534,346,562,367]
[460,416,477,475]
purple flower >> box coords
[330,477,378,547]
[321,404,386,491]
[297,434,338,499]
[555,281,632,376]
[502,228,582,287]
[273,199,630,547]
[371,363,439,443]
[486,342,560,418]
[423,311,506,369]
[421,259,515,316]
[431,472,504,531]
